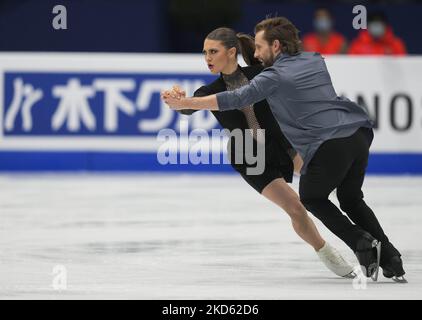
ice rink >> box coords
[0,173,421,300]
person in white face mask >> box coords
[303,7,348,54]
[349,12,407,55]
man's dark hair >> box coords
[254,16,302,55]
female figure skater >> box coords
[162,27,355,278]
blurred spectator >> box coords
[302,8,348,54]
[348,12,407,55]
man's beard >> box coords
[262,51,275,68]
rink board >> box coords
[0,53,421,173]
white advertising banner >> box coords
[0,53,420,172]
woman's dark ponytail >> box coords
[206,27,260,66]
[236,33,260,66]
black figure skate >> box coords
[355,233,381,281]
[382,256,407,283]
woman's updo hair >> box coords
[205,27,261,66]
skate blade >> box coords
[370,240,381,282]
[392,276,408,283]
[343,271,357,279]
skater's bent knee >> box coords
[339,198,364,213]
[300,195,328,210]
[285,201,307,220]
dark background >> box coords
[0,0,420,54]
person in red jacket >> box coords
[348,12,407,55]
[303,7,348,54]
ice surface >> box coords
[0,173,421,299]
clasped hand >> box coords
[161,85,187,110]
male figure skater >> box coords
[162,17,406,282]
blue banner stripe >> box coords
[367,153,422,174]
[0,152,421,174]
[0,151,234,172]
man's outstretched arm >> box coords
[162,67,280,111]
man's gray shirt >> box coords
[216,52,374,174]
